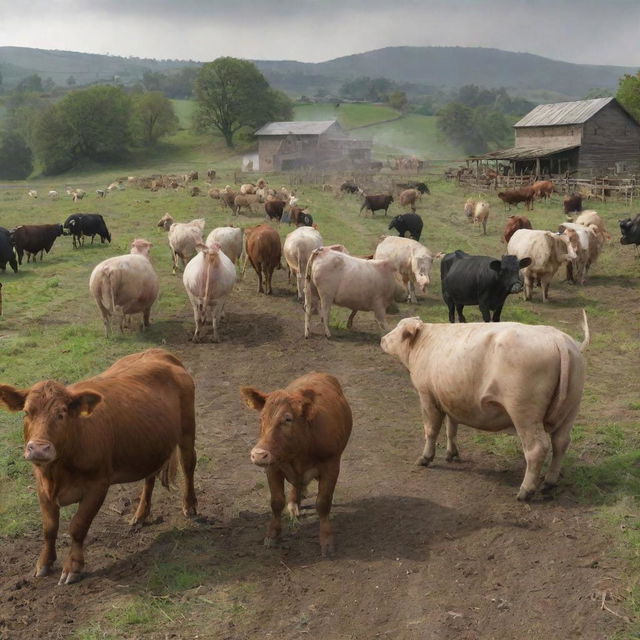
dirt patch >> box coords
[0,271,630,640]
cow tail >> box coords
[546,338,570,427]
[103,267,117,313]
[158,447,179,489]
[579,309,590,353]
[305,247,321,283]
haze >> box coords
[1,0,638,67]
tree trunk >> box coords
[222,128,235,148]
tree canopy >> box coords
[617,71,640,123]
[0,131,33,179]
[130,91,178,145]
[194,57,293,147]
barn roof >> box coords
[472,143,580,160]
[514,97,617,127]
[255,120,339,136]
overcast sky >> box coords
[1,0,638,67]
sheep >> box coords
[208,188,221,199]
[207,169,216,180]
[157,214,205,274]
[96,189,106,198]
[464,199,476,220]
[48,190,59,200]
[472,201,490,235]
[234,193,262,215]
[27,189,38,199]
[240,183,256,195]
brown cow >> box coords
[563,194,583,215]
[502,215,533,244]
[11,224,64,264]
[245,224,282,294]
[531,180,555,202]
[240,372,352,556]
[497,187,535,211]
[264,199,286,221]
[0,349,197,584]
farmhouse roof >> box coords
[255,120,338,136]
[472,143,580,160]
[514,97,623,127]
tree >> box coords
[388,91,407,111]
[195,57,293,147]
[0,131,33,179]
[617,71,640,122]
[67,75,76,87]
[17,74,43,93]
[130,91,178,145]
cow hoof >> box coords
[416,455,433,467]
[445,452,461,463]
[541,482,558,495]
[35,565,53,578]
[129,520,145,532]
[516,488,534,502]
[263,536,279,549]
[58,570,83,585]
[183,505,198,518]
[321,541,334,558]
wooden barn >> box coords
[475,97,640,176]
[254,120,371,172]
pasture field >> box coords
[294,103,401,129]
[0,145,639,639]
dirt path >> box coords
[0,274,627,640]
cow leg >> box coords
[514,422,550,502]
[319,295,333,338]
[445,417,461,462]
[416,396,445,466]
[372,303,387,332]
[171,250,178,275]
[265,267,273,295]
[483,219,487,235]
[131,476,155,527]
[34,488,60,577]
[346,309,357,329]
[264,467,286,547]
[491,305,504,322]
[541,275,552,303]
[317,461,340,557]
[523,272,533,301]
[91,235,95,245]
[178,435,198,519]
[296,272,304,301]
[142,307,151,328]
[407,279,418,304]
[456,304,466,323]
[60,483,109,584]
[211,301,222,343]
[255,261,264,293]
[287,485,302,519]
[479,304,491,322]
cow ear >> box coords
[489,260,501,273]
[518,257,532,268]
[240,387,268,411]
[401,318,422,347]
[0,384,28,412]
[69,391,103,417]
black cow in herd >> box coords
[63,213,112,248]
[0,227,18,273]
[441,250,531,323]
[360,194,394,217]
[388,213,423,241]
[11,224,64,265]
[620,214,640,250]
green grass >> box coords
[170,99,195,130]
[294,102,400,129]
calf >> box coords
[245,224,282,295]
[283,226,323,300]
[498,187,535,211]
[340,181,360,194]
[0,348,197,584]
[206,226,243,264]
[360,194,394,217]
[381,314,589,501]
[502,215,532,244]
[398,189,420,212]
[374,236,438,304]
[563,194,583,215]
[183,243,236,342]
[620,214,640,250]
[388,213,423,241]
[0,226,18,273]
[304,246,397,338]
[441,250,531,322]
[559,223,591,285]
[63,213,111,248]
[240,372,352,556]
[11,224,63,264]
[265,199,286,222]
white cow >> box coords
[559,222,591,285]
[472,201,490,235]
[158,214,205,274]
[89,246,160,337]
[183,243,236,342]
[507,229,577,302]
[304,246,397,338]
[381,314,589,501]
[205,226,243,264]
[373,236,438,304]
[283,227,323,300]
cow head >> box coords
[490,255,531,294]
[240,386,316,467]
[552,232,578,261]
[411,251,434,292]
[380,317,423,367]
[157,213,174,231]
[130,238,153,257]
[0,381,102,465]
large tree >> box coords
[194,57,292,147]
[617,71,640,122]
[130,91,178,145]
[0,131,33,179]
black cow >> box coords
[63,214,111,248]
[360,194,394,217]
[0,227,18,273]
[441,250,531,323]
[340,181,360,194]
[297,212,314,227]
[407,181,430,195]
[388,213,423,241]
[620,214,640,250]
[11,224,63,264]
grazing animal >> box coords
[11,224,63,264]
[463,199,476,220]
[380,314,589,501]
[48,190,59,200]
[441,250,531,322]
[283,226,323,300]
[0,348,197,584]
[89,245,160,336]
[205,226,243,264]
[498,187,535,211]
[374,236,438,304]
[340,181,360,194]
[158,215,205,274]
[502,215,532,244]
[265,199,286,221]
[297,212,314,227]
[221,190,238,211]
[27,189,38,199]
[304,246,397,338]
[130,238,153,257]
[63,214,111,248]
[240,372,352,557]
[471,201,490,235]
[531,180,555,201]
[234,194,262,215]
[207,169,216,180]
[619,214,640,250]
[406,181,430,194]
[360,194,394,217]
[507,229,577,302]
[0,227,18,273]
[388,213,423,241]
[240,183,256,195]
[573,210,610,243]
[183,243,236,342]
[563,194,583,215]
[208,187,221,199]
[398,189,420,212]
[190,186,200,197]
[559,223,591,285]
[245,224,282,295]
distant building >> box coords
[254,120,372,172]
[474,97,640,175]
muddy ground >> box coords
[0,270,631,640]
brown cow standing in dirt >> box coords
[502,215,533,244]
[0,349,197,584]
[240,372,352,557]
[498,187,535,211]
[245,224,282,294]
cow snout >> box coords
[250,447,273,467]
[24,440,56,462]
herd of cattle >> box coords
[0,174,637,587]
